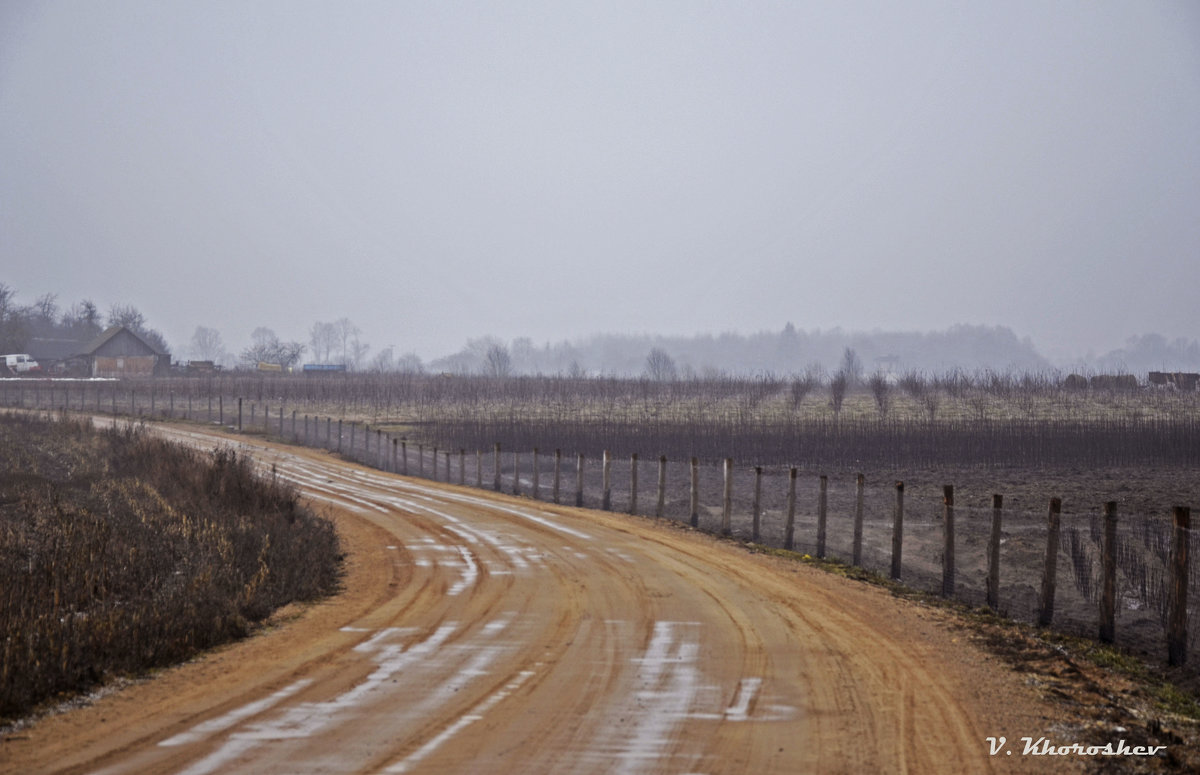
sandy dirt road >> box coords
[2,423,1076,774]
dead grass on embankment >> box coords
[0,412,342,724]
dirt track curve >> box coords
[2,423,1077,775]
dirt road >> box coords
[2,424,1077,774]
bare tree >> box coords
[240,327,305,369]
[789,364,823,408]
[840,347,863,387]
[829,370,849,418]
[189,326,225,361]
[309,321,339,363]
[868,372,892,420]
[484,344,512,377]
[61,300,102,339]
[107,303,146,332]
[396,352,425,374]
[644,348,678,381]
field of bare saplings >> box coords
[0,412,341,722]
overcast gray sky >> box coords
[3,1,1198,363]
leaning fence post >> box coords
[721,458,733,536]
[1038,497,1063,627]
[817,475,828,558]
[891,481,905,581]
[1099,501,1118,642]
[493,443,502,491]
[1169,506,1191,666]
[657,458,667,518]
[689,457,700,528]
[852,473,865,567]
[601,450,612,511]
[575,453,585,507]
[752,466,763,543]
[942,485,955,597]
[784,468,797,550]
[629,453,639,515]
[987,494,1003,610]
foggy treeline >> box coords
[427,324,1200,379]
[5,281,1199,377]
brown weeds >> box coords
[0,412,340,721]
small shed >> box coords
[77,326,168,378]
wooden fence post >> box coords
[784,468,797,550]
[1038,497,1062,627]
[493,443,502,491]
[629,453,639,515]
[817,475,828,558]
[752,466,763,543]
[987,494,1003,611]
[656,456,667,518]
[1099,501,1118,642]
[531,448,539,500]
[1169,506,1191,666]
[575,453,585,507]
[942,484,955,597]
[891,481,904,581]
[511,448,520,499]
[326,417,331,447]
[444,450,451,483]
[392,438,398,474]
[553,449,562,504]
[401,439,409,475]
[689,457,700,528]
[721,458,733,536]
[852,473,865,567]
[601,450,612,511]
[238,397,243,431]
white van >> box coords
[2,354,40,374]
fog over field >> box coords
[2,1,1197,370]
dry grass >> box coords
[0,412,341,722]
